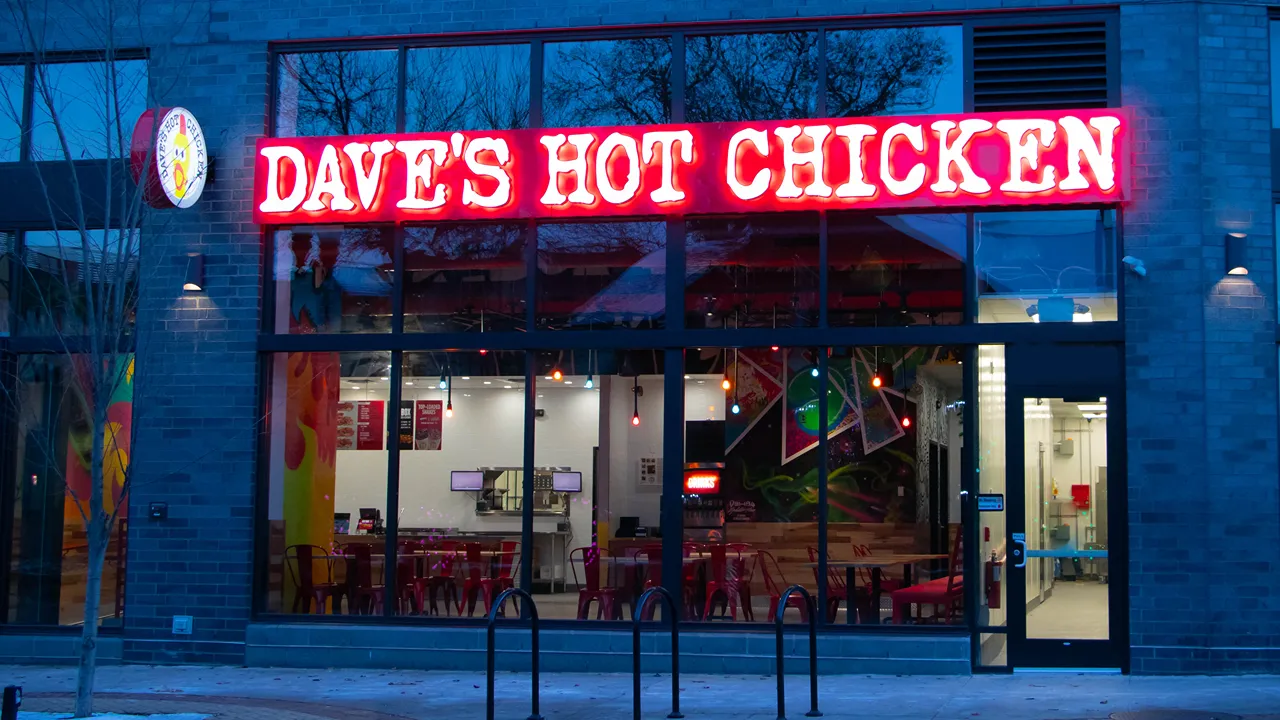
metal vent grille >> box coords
[973,22,1110,111]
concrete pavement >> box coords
[3,665,1280,719]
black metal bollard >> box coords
[2,686,20,720]
[486,588,543,720]
[774,585,822,720]
[632,586,684,720]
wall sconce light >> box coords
[1225,232,1248,276]
[183,253,204,292]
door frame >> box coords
[1004,343,1128,671]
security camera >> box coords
[1122,256,1147,277]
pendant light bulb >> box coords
[902,416,911,428]
[811,367,819,378]
[479,349,487,355]
[445,401,454,419]
[721,377,732,391]
[552,368,563,382]
[438,371,448,390]
[584,375,594,389]
[631,412,641,427]
[872,375,882,388]
[771,345,779,352]
[731,401,741,415]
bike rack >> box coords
[632,586,684,720]
[774,585,822,720]
[486,588,543,720]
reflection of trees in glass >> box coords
[538,221,665,260]
[404,224,526,332]
[686,32,817,122]
[21,231,139,335]
[543,38,671,127]
[407,45,530,132]
[278,227,392,333]
[277,51,397,137]
[826,27,958,117]
[537,222,666,329]
[30,60,148,160]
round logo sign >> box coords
[152,107,207,208]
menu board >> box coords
[415,400,443,450]
[336,402,357,450]
[398,401,414,450]
[356,400,385,450]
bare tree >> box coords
[0,0,199,715]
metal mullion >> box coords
[250,352,275,619]
[818,213,828,328]
[384,349,403,617]
[816,347,829,625]
[520,351,536,598]
[396,44,407,134]
[666,220,685,332]
[965,214,977,324]
[816,29,828,118]
[661,347,685,618]
[530,40,544,129]
[19,63,32,161]
[671,32,685,123]
[961,344,980,665]
[392,226,405,334]
[0,350,16,623]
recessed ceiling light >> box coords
[564,381,573,385]
[684,375,691,380]
[483,381,491,385]
[349,385,359,390]
[504,385,513,389]
[1077,404,1107,412]
[461,376,471,380]
[544,376,553,380]
[538,394,544,398]
[405,381,414,386]
[463,393,472,397]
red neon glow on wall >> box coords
[253,108,1129,225]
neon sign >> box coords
[683,471,721,494]
[253,108,1128,225]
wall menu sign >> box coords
[414,400,443,451]
[355,400,385,451]
[254,108,1128,225]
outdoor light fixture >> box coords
[1226,232,1249,275]
[183,253,204,292]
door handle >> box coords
[1012,532,1027,569]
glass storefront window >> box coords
[828,213,966,327]
[18,229,139,336]
[686,32,818,123]
[975,210,1117,323]
[826,26,963,117]
[0,64,23,161]
[543,38,672,127]
[536,221,666,331]
[538,350,669,620]
[393,351,526,616]
[685,214,819,330]
[275,50,398,137]
[406,45,530,132]
[824,346,964,626]
[977,344,1006,635]
[30,60,148,160]
[7,354,132,626]
[264,351,391,615]
[403,223,527,334]
[273,225,394,334]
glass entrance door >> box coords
[1004,344,1126,669]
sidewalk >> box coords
[3,665,1280,720]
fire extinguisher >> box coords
[985,551,1002,609]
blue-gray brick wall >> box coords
[1,0,1276,672]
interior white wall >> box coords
[1023,399,1055,606]
[1050,417,1108,552]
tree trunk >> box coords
[75,388,111,718]
[75,536,106,717]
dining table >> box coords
[806,553,949,625]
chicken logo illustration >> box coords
[140,106,207,209]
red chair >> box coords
[890,526,964,624]
[757,550,808,622]
[285,544,344,614]
[480,541,520,615]
[727,542,755,621]
[461,543,489,616]
[423,541,462,616]
[571,546,617,619]
[806,547,851,623]
[702,544,746,620]
[615,546,645,618]
[344,544,385,615]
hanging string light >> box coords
[631,376,641,426]
[584,350,595,390]
[730,348,741,414]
